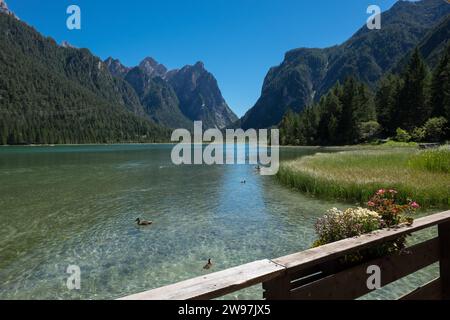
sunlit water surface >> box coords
[0,145,439,299]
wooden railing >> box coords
[119,210,450,300]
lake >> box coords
[0,145,438,299]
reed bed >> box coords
[278,148,450,208]
[408,147,450,173]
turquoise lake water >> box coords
[0,145,439,299]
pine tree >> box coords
[376,74,402,136]
[317,87,342,145]
[0,119,7,145]
[299,106,319,146]
[280,110,296,145]
[396,48,430,131]
[337,77,359,145]
[430,45,450,121]
[355,83,376,122]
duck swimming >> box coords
[135,218,153,226]
[203,259,213,270]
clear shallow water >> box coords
[0,145,439,300]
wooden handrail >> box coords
[283,238,439,300]
[118,210,450,300]
[118,260,285,300]
[273,210,450,274]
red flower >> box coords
[367,201,376,207]
[410,202,420,209]
[377,189,386,195]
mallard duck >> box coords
[135,218,153,226]
[203,259,213,270]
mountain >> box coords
[0,0,236,145]
[419,15,450,66]
[104,57,130,78]
[0,9,168,145]
[139,57,168,79]
[0,9,147,117]
[167,62,238,129]
[124,64,192,128]
[0,0,18,20]
[106,57,238,129]
[397,14,450,69]
[240,0,450,129]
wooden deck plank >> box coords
[118,259,285,300]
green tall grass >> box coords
[409,148,450,173]
[277,148,450,208]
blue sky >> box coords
[7,0,399,117]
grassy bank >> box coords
[277,147,450,208]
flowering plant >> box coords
[367,189,418,227]
[313,189,420,262]
[314,207,382,247]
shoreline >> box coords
[0,142,285,148]
[277,148,450,209]
[0,142,176,147]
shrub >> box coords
[411,127,426,142]
[367,189,417,227]
[395,128,411,143]
[313,190,420,262]
[423,117,448,142]
[381,140,418,147]
[358,121,381,142]
[314,207,382,247]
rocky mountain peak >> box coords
[0,0,19,20]
[139,57,168,78]
[167,61,238,128]
[193,61,205,70]
[105,57,130,78]
[61,41,76,49]
[106,55,237,129]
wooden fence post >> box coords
[263,274,291,300]
[438,221,450,300]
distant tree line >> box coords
[280,46,450,146]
